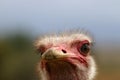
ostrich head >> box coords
[34,31,96,80]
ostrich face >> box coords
[35,33,96,80]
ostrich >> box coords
[34,31,96,80]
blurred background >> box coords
[0,0,120,80]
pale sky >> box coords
[0,0,120,42]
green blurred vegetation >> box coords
[0,31,120,80]
[0,32,39,80]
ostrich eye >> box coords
[37,48,44,55]
[79,43,90,56]
[37,46,46,55]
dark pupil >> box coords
[81,43,90,54]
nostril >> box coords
[62,49,67,53]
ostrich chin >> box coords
[37,56,96,80]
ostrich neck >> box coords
[44,61,87,80]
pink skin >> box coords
[40,40,89,66]
[39,40,90,80]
